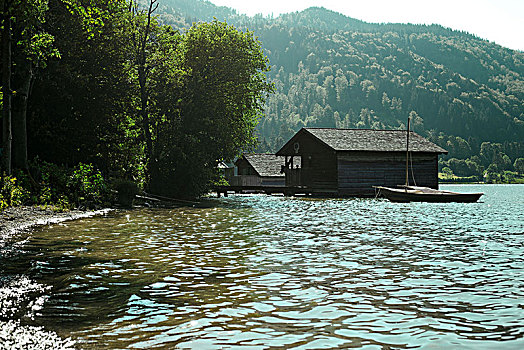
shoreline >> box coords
[1,206,113,350]
[0,206,113,248]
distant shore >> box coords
[439,180,524,185]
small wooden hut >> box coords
[230,154,288,187]
[276,127,447,196]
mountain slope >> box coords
[157,0,524,162]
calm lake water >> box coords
[1,184,524,349]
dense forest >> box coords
[1,0,523,211]
[158,0,524,181]
[0,0,272,207]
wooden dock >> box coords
[213,185,338,197]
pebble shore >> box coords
[1,206,112,350]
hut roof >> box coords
[277,128,447,155]
[237,154,289,177]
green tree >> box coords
[465,158,482,177]
[13,0,60,172]
[1,0,60,174]
[409,110,424,134]
[502,171,515,183]
[484,163,500,183]
[514,158,524,174]
[128,0,160,184]
[480,142,502,167]
[1,0,15,174]
[447,158,469,177]
[153,19,273,197]
[441,167,453,177]
[27,0,135,174]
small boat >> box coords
[374,185,483,203]
[375,117,484,203]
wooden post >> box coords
[405,117,411,187]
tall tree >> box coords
[180,20,273,162]
[128,0,159,184]
[1,0,14,174]
[28,0,135,172]
[11,0,58,171]
[1,0,58,173]
[153,20,274,197]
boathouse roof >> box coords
[276,128,447,155]
[236,154,291,177]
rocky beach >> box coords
[1,206,111,350]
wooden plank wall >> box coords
[236,159,256,176]
[284,132,338,191]
[307,152,338,191]
[261,177,285,187]
[230,175,261,187]
[337,152,438,196]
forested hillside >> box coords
[159,0,524,180]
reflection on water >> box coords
[1,184,524,349]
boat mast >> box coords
[405,117,410,187]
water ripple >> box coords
[0,184,523,349]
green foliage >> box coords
[35,160,71,204]
[179,19,274,160]
[0,174,31,211]
[441,167,453,177]
[151,19,274,198]
[30,159,109,209]
[513,158,524,174]
[28,0,136,175]
[0,161,77,212]
[212,173,230,187]
[484,164,500,184]
[502,171,516,183]
[112,178,138,207]
[27,1,272,199]
[159,0,523,167]
[19,0,522,196]
[6,0,60,66]
[68,163,109,207]
[444,158,483,177]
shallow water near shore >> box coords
[1,184,523,349]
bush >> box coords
[0,174,30,211]
[68,163,109,207]
[31,159,110,209]
[0,160,111,211]
[502,171,516,183]
[112,179,138,207]
[33,159,71,204]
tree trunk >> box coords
[12,57,32,171]
[134,0,158,190]
[139,65,161,193]
[1,11,12,175]
[139,67,153,163]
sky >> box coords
[208,0,524,52]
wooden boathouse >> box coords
[276,127,447,197]
[231,153,287,187]
[217,153,299,196]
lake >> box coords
[1,184,523,349]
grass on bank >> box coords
[439,171,524,184]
